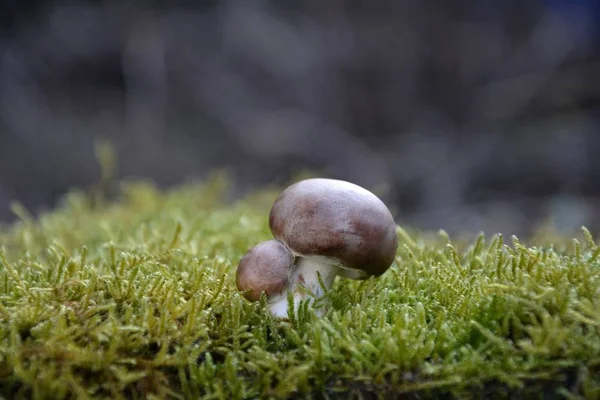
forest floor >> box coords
[0,173,599,399]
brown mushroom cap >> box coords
[236,240,294,302]
[269,178,398,277]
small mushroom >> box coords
[236,239,294,316]
[236,178,398,318]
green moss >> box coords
[0,173,599,399]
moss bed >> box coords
[0,174,599,399]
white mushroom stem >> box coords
[268,256,340,318]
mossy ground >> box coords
[0,173,599,399]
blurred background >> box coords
[1,0,599,236]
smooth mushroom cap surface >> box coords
[269,178,398,277]
[236,240,294,302]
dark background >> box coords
[1,0,599,236]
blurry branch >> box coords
[469,8,593,125]
[0,1,598,233]
[421,7,597,211]
[122,11,167,145]
[472,61,600,124]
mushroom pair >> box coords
[236,178,398,318]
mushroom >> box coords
[236,239,294,316]
[236,178,398,318]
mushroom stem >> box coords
[268,256,339,318]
